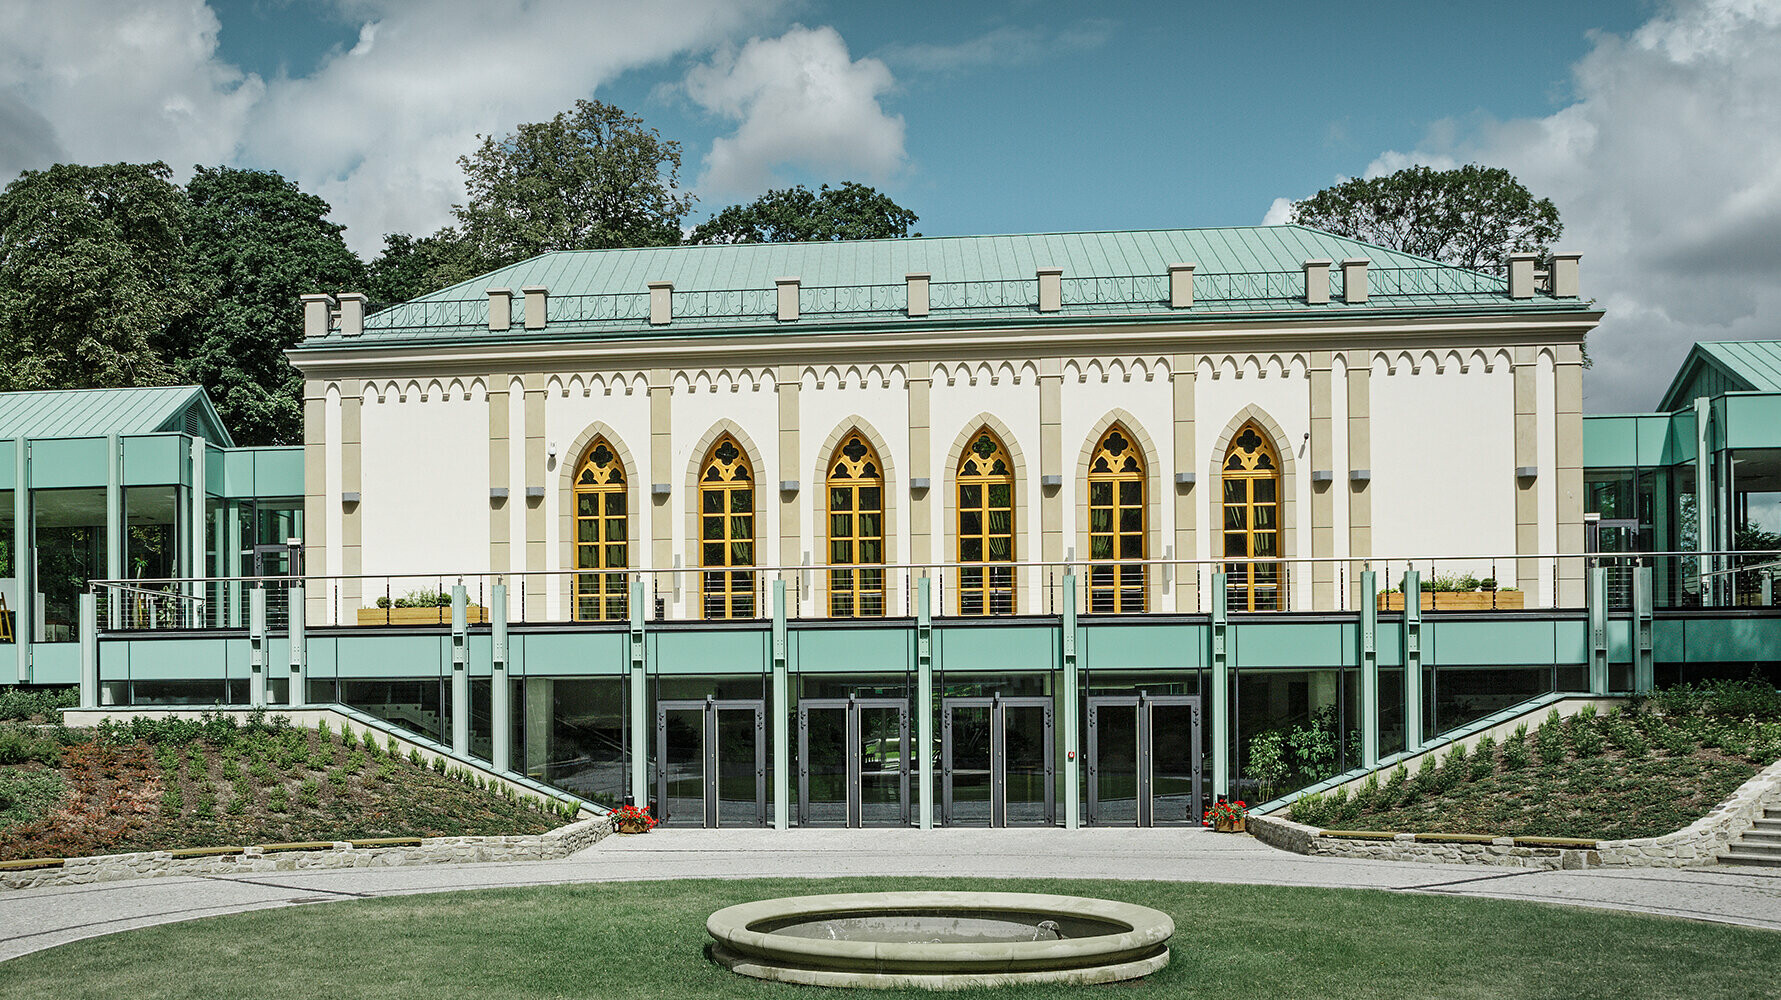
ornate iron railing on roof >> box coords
[549,292,652,324]
[799,283,907,315]
[363,298,487,331]
[1368,266,1506,297]
[674,288,778,320]
[1060,274,1169,307]
[929,279,1040,311]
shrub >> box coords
[1436,744,1469,791]
[0,724,63,766]
[1648,676,1781,720]
[299,777,320,806]
[430,755,447,774]
[266,786,288,812]
[220,758,240,781]
[1567,715,1605,758]
[0,769,65,828]
[1289,791,1329,827]
[1470,736,1497,780]
[1246,731,1288,803]
[227,794,247,815]
[1535,712,1567,765]
[161,788,183,814]
[340,727,357,751]
[316,719,331,744]
[387,736,402,759]
[193,793,215,818]
[408,748,424,767]
[0,685,77,722]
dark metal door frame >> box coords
[796,696,911,827]
[655,696,766,827]
[1086,693,1202,827]
[940,694,1054,827]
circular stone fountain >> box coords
[706,891,1173,990]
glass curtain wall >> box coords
[32,488,106,642]
[515,677,627,808]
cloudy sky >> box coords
[0,0,1775,413]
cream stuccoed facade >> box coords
[287,228,1598,621]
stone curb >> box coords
[0,816,615,891]
[1249,756,1781,870]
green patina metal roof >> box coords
[302,225,1593,348]
[0,386,233,445]
[1658,340,1781,411]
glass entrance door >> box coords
[797,697,910,827]
[655,697,765,827]
[1086,694,1202,826]
[941,695,1054,827]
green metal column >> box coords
[916,577,934,829]
[1401,569,1422,752]
[105,435,121,604]
[1632,567,1654,694]
[450,584,469,755]
[1210,572,1229,798]
[491,583,510,772]
[78,593,97,709]
[248,586,267,708]
[288,584,305,705]
[1061,573,1079,830]
[771,579,789,831]
[12,437,28,683]
[189,437,206,624]
[1359,569,1378,769]
[1694,397,1713,604]
[1588,566,1609,695]
[629,580,648,807]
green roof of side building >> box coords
[1659,341,1781,412]
[302,226,1593,347]
[0,386,233,446]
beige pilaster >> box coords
[907,362,932,571]
[523,374,547,580]
[488,376,510,574]
[1345,355,1372,604]
[1513,347,1540,592]
[1555,344,1585,607]
[777,365,801,579]
[303,380,328,624]
[1171,354,1197,611]
[1039,360,1064,602]
[1309,352,1334,608]
[650,369,673,582]
[340,379,362,614]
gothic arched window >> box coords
[1222,423,1282,611]
[1088,425,1145,613]
[699,435,756,619]
[957,429,1016,615]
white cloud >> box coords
[684,25,906,197]
[0,0,785,253]
[1261,197,1294,226]
[878,20,1116,74]
[1323,0,1781,412]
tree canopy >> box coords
[1289,164,1562,272]
[0,162,189,391]
[453,99,694,269]
[160,166,365,446]
[690,182,919,244]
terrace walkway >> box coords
[3,827,1779,962]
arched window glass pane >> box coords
[957,429,1016,615]
[827,431,887,617]
[1087,425,1146,613]
[699,435,756,619]
[1221,422,1284,611]
[572,438,628,621]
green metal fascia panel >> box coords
[1424,619,1559,666]
[120,435,186,487]
[1606,619,1633,663]
[467,634,493,677]
[333,635,448,678]
[649,629,770,674]
[1682,617,1781,662]
[308,637,338,679]
[1554,620,1590,664]
[203,442,226,495]
[98,641,130,682]
[250,448,305,498]
[1722,394,1781,449]
[1374,622,1404,667]
[31,642,79,685]
[222,449,255,497]
[116,638,235,680]
[1653,619,1687,663]
[931,624,1059,672]
[1228,622,1349,668]
[513,631,627,675]
[1079,623,1206,669]
[0,440,12,490]
[27,438,108,489]
[790,627,911,673]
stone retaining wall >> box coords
[1250,756,1781,870]
[0,816,614,891]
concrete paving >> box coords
[4,828,1780,963]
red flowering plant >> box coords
[611,804,658,832]
[1202,798,1248,829]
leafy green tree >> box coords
[161,167,364,446]
[365,229,480,305]
[689,182,920,244]
[0,162,188,391]
[453,99,693,269]
[1289,164,1562,272]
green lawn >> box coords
[2,877,1776,999]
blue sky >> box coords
[1,1,1777,412]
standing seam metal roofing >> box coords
[1658,341,1781,411]
[0,386,232,444]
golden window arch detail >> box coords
[826,431,886,617]
[957,428,1016,615]
[1221,422,1283,611]
[699,434,756,619]
[1087,425,1146,613]
[572,437,629,621]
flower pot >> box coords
[617,818,650,835]
[1214,817,1247,833]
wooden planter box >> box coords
[356,606,490,626]
[1376,591,1525,611]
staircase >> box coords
[1720,807,1781,867]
